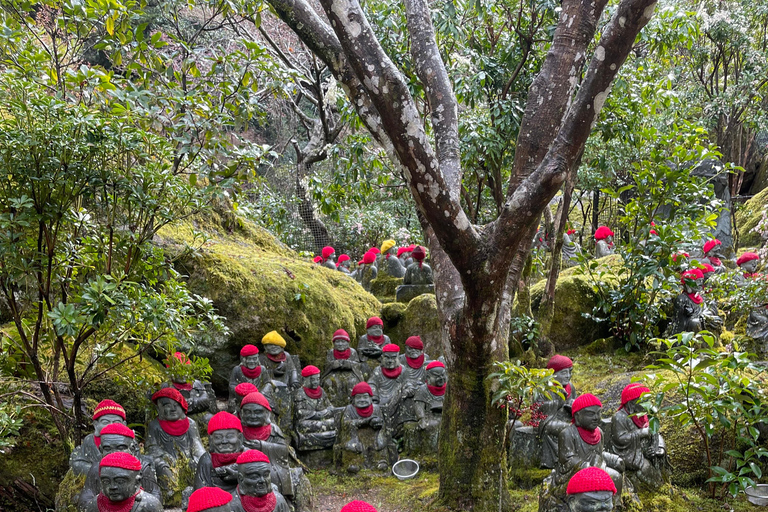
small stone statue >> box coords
[700,263,715,282]
[594,226,615,259]
[667,269,707,335]
[321,329,364,407]
[145,388,206,502]
[353,252,378,291]
[166,352,217,419]
[79,423,162,509]
[610,384,667,490]
[334,382,390,473]
[379,240,406,278]
[367,344,408,433]
[398,336,430,426]
[671,251,690,270]
[539,394,624,512]
[405,361,447,454]
[562,230,582,268]
[187,487,233,512]
[231,450,291,512]
[396,246,435,302]
[260,332,299,390]
[368,247,381,268]
[737,252,761,279]
[313,256,322,264]
[702,239,726,273]
[747,306,768,356]
[397,246,412,268]
[85,452,163,512]
[320,246,337,270]
[70,400,127,476]
[239,392,309,509]
[565,467,617,512]
[193,412,244,495]
[229,345,270,412]
[357,317,391,379]
[539,355,579,470]
[293,365,338,451]
[337,254,352,274]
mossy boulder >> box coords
[735,186,768,247]
[379,294,441,356]
[369,275,402,303]
[157,214,381,389]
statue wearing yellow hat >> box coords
[260,330,300,444]
[378,240,406,279]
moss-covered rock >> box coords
[380,294,442,356]
[369,275,402,303]
[735,186,768,247]
[157,215,381,389]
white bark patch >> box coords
[595,46,605,61]
[619,16,626,27]
[593,88,611,123]
[348,21,361,37]
[643,2,657,20]
[444,210,450,217]
[454,213,469,231]
[610,63,616,70]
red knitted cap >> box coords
[322,246,335,259]
[566,467,617,495]
[370,247,381,254]
[621,383,650,406]
[681,268,704,284]
[405,336,424,350]
[207,411,242,435]
[235,382,259,397]
[366,317,383,328]
[237,449,271,465]
[426,361,445,371]
[360,251,376,265]
[703,239,722,254]
[412,246,426,261]
[397,247,409,257]
[594,226,614,241]
[571,393,602,415]
[240,344,259,357]
[672,251,689,262]
[167,351,191,367]
[99,423,135,439]
[187,487,233,512]
[382,343,400,353]
[313,256,322,263]
[301,365,321,377]
[333,329,350,342]
[240,391,271,411]
[341,501,378,512]
[700,263,715,274]
[547,355,573,372]
[337,254,351,265]
[351,382,373,396]
[567,229,576,235]
[737,252,760,266]
[99,452,141,473]
[93,399,126,421]
[151,387,188,413]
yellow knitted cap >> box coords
[262,330,286,347]
[380,240,396,253]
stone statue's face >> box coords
[426,368,447,387]
[567,491,614,512]
[573,405,602,431]
[742,259,760,273]
[367,325,383,338]
[264,344,284,356]
[327,252,336,262]
[156,398,185,421]
[706,245,723,258]
[241,354,260,369]
[99,466,140,503]
[303,374,320,389]
[99,434,136,457]
[240,403,270,427]
[683,278,703,294]
[352,393,373,409]
[333,339,350,351]
[93,414,126,436]
[238,462,272,497]
[554,368,572,387]
[191,380,209,400]
[387,247,397,256]
[623,398,642,415]
[341,260,351,269]
[382,352,400,369]
[605,236,613,244]
[747,308,768,340]
[210,428,243,454]
[405,346,423,359]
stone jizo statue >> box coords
[320,246,337,270]
[145,387,206,502]
[565,467,617,512]
[562,230,582,268]
[165,352,218,418]
[737,252,761,279]
[747,306,768,356]
[321,329,364,407]
[85,452,162,512]
[229,345,270,412]
[70,400,127,476]
[187,486,233,512]
[357,317,390,379]
[594,226,615,259]
[398,335,430,426]
[294,365,338,451]
[404,360,447,454]
[702,239,726,273]
[260,331,299,390]
[193,412,244,494]
[539,355,578,470]
[610,384,667,490]
[79,423,161,510]
[353,251,378,291]
[396,245,435,302]
[231,450,290,512]
[379,240,405,278]
[667,269,708,335]
[367,344,408,432]
[334,382,390,473]
[337,254,352,274]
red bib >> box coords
[158,418,190,436]
[211,452,241,468]
[239,491,277,512]
[266,353,286,363]
[427,384,446,396]
[355,405,374,418]
[303,386,323,399]
[405,354,424,369]
[333,349,351,360]
[576,426,601,445]
[172,382,193,391]
[382,366,403,379]
[96,491,138,512]
[243,424,272,441]
[241,365,262,379]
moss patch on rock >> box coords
[380,294,441,356]
[735,186,768,247]
[369,275,402,303]
[157,214,381,389]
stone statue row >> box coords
[510,355,668,512]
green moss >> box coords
[382,294,441,355]
[157,215,381,387]
[369,275,402,303]
[508,467,551,490]
[735,186,768,247]
[54,470,86,512]
[381,302,407,326]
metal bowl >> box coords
[746,484,768,506]
[392,459,420,481]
